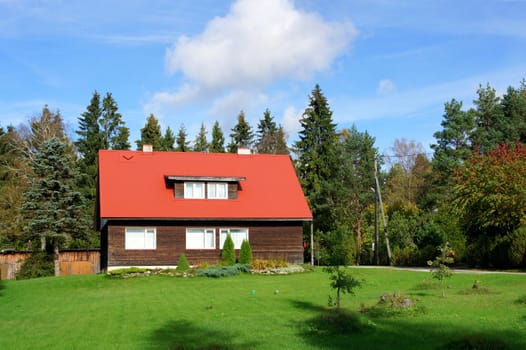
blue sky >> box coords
[1,0,525,155]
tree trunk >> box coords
[40,236,46,251]
[54,241,60,276]
[356,221,362,265]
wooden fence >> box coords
[0,249,100,280]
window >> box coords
[184,182,205,199]
[186,228,216,249]
[125,227,156,250]
[207,182,228,199]
[220,228,248,249]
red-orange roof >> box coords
[98,150,312,221]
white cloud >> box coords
[282,105,302,138]
[161,0,355,96]
[377,79,395,95]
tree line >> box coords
[1,81,525,275]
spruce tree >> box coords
[228,111,254,153]
[100,93,130,150]
[136,114,162,151]
[21,137,89,276]
[75,91,102,166]
[209,121,225,153]
[160,126,176,151]
[175,124,190,152]
[194,122,209,152]
[255,108,278,154]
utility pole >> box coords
[373,187,379,265]
[374,158,392,265]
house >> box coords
[96,148,312,270]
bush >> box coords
[16,252,54,280]
[176,254,190,272]
[221,234,236,266]
[238,239,253,265]
[196,264,251,278]
[106,267,150,277]
[251,259,288,270]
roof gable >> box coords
[98,150,312,221]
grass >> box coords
[1,267,526,349]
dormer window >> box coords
[184,182,205,199]
[207,182,228,199]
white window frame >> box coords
[184,182,205,199]
[125,227,156,250]
[220,228,249,249]
[207,182,228,199]
[186,228,216,249]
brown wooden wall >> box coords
[105,220,305,268]
[0,250,100,280]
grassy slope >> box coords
[1,268,525,350]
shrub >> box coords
[196,264,251,278]
[251,259,288,270]
[221,234,236,266]
[106,267,149,277]
[16,252,54,280]
[176,254,190,272]
[238,239,253,265]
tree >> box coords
[75,91,102,167]
[228,111,254,153]
[274,126,290,155]
[221,234,236,266]
[239,239,253,265]
[501,82,526,144]
[255,109,278,154]
[160,126,176,151]
[21,137,90,276]
[209,121,225,153]
[471,84,506,152]
[136,114,162,151]
[194,123,209,152]
[175,124,191,152]
[99,93,130,150]
[294,84,339,235]
[427,242,454,297]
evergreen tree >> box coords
[228,111,254,153]
[175,124,190,152]
[471,84,506,152]
[239,239,253,265]
[194,122,209,152]
[221,234,236,266]
[136,114,162,151]
[293,84,339,234]
[274,126,290,155]
[255,109,278,153]
[99,93,130,150]
[21,137,90,276]
[209,121,225,153]
[75,91,102,166]
[160,126,176,151]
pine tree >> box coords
[228,111,254,153]
[194,122,209,152]
[75,91,102,166]
[175,124,190,152]
[209,121,225,153]
[160,126,176,151]
[21,137,90,276]
[136,114,162,151]
[274,126,289,155]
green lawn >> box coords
[1,267,525,349]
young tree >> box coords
[175,124,190,152]
[427,242,454,297]
[221,234,236,266]
[194,122,209,152]
[136,114,162,151]
[21,137,89,276]
[239,239,253,265]
[228,111,254,153]
[160,126,176,151]
[209,121,225,153]
[99,93,130,150]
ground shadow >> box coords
[289,299,525,350]
[0,280,5,296]
[148,319,258,350]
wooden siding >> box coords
[105,220,304,268]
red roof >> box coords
[98,150,312,221]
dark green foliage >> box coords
[209,121,225,153]
[228,111,254,153]
[193,123,209,152]
[160,126,176,151]
[136,114,162,151]
[255,109,288,154]
[238,239,253,265]
[325,265,362,311]
[175,124,191,152]
[307,309,373,335]
[196,264,251,278]
[177,254,190,272]
[16,252,54,279]
[100,92,130,150]
[221,234,236,266]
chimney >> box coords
[142,144,153,152]
[237,147,251,155]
